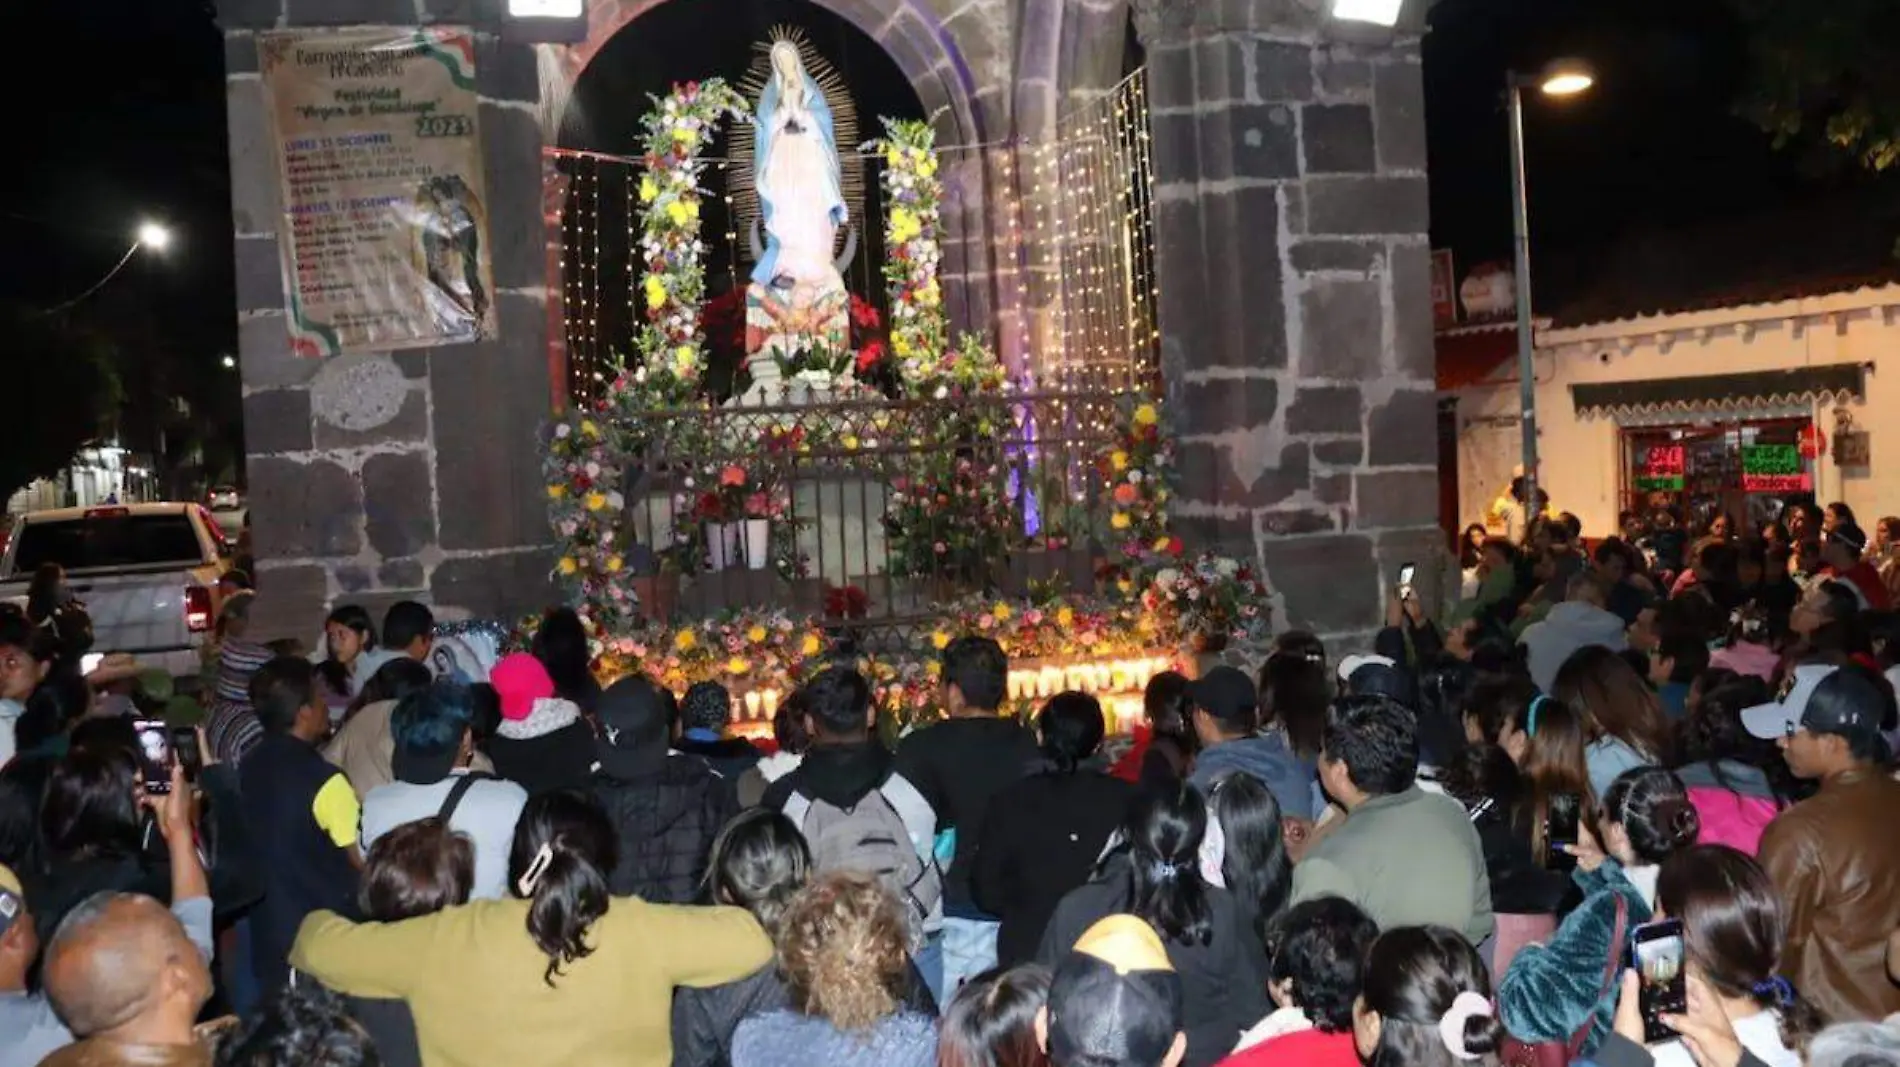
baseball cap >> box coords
[490,653,555,722]
[1338,654,1418,708]
[1047,915,1184,1067]
[1828,523,1869,556]
[1741,664,1884,744]
[1187,667,1256,729]
[594,675,672,775]
[0,863,23,939]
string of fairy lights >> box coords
[549,67,1160,413]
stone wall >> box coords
[1134,0,1444,647]
[220,0,558,639]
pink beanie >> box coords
[491,653,556,721]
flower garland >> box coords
[623,78,749,410]
[868,118,949,391]
[543,415,635,631]
[1100,398,1180,560]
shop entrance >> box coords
[1623,416,1815,535]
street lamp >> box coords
[1507,58,1594,519]
[220,355,237,370]
[37,220,176,316]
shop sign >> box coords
[1741,443,1811,492]
[1798,424,1827,460]
[1834,430,1871,468]
[1635,443,1685,492]
[1431,250,1458,329]
[1636,475,1686,491]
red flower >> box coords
[1165,536,1185,556]
[855,339,887,374]
[849,297,881,330]
[719,465,747,487]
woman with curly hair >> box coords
[732,871,937,1067]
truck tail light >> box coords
[185,586,213,633]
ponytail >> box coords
[508,791,618,986]
[1128,785,1213,946]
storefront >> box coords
[1449,283,1900,539]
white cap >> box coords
[1740,664,1842,740]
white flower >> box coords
[554,423,572,439]
[1156,568,1180,588]
[584,461,601,478]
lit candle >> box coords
[761,689,781,718]
[744,691,763,720]
[1040,666,1064,698]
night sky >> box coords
[0,0,1881,414]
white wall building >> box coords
[1451,282,1900,538]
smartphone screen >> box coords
[1632,919,1688,1043]
[133,719,175,794]
[1398,562,1416,586]
[1545,791,1581,870]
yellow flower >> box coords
[638,175,658,203]
[841,434,860,451]
[665,200,690,225]
[918,279,941,308]
[1133,404,1158,427]
[580,419,600,438]
[992,603,1013,621]
[607,555,624,573]
[1110,450,1128,472]
[557,556,578,576]
[931,631,951,650]
[1056,607,1075,627]
[1118,578,1135,595]
[890,207,921,243]
[726,656,750,676]
[747,625,768,643]
[917,156,937,179]
[672,126,697,147]
[801,633,823,657]
[891,335,912,357]
[884,147,903,168]
[1111,512,1132,530]
[682,198,700,220]
[585,492,607,512]
[1154,537,1173,553]
[644,276,666,310]
[546,484,566,500]
[674,629,697,652]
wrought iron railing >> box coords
[614,387,1149,644]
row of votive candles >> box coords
[740,688,785,721]
[1006,658,1173,702]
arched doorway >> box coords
[544,0,985,405]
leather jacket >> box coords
[1757,767,1900,1022]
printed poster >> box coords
[260,27,498,356]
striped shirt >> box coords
[207,638,273,763]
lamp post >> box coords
[1507,59,1593,519]
[37,221,173,317]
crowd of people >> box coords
[2,492,1900,1067]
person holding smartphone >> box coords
[1496,768,1701,1062]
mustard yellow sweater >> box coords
[290,897,773,1067]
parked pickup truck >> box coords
[1,503,231,681]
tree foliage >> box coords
[0,307,123,501]
[1728,0,1900,171]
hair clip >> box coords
[1751,975,1795,1007]
[1148,859,1182,883]
[516,842,556,896]
[1437,991,1493,1061]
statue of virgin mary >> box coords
[752,40,847,289]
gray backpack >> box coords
[783,773,942,927]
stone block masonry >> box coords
[219,3,557,639]
[1134,0,1441,647]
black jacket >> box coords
[592,752,739,904]
[677,735,764,783]
[486,720,596,798]
[973,766,1137,966]
[671,960,938,1067]
[1036,857,1269,1067]
[893,716,1040,914]
[759,739,894,812]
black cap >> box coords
[1048,916,1184,1067]
[1188,666,1257,730]
[594,676,671,775]
[1340,657,1419,709]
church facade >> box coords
[218,0,1439,647]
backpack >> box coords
[783,773,942,928]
